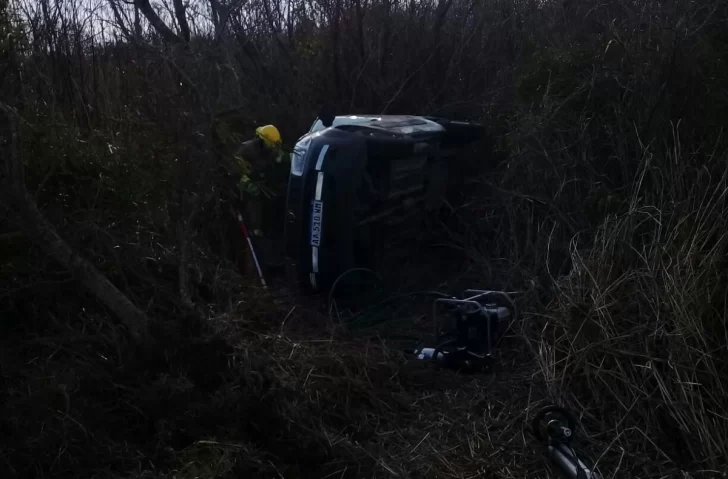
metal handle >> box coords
[548,443,603,479]
[532,406,604,479]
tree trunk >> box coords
[1,105,149,343]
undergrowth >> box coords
[2,0,728,477]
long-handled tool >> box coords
[231,205,267,289]
[532,405,603,479]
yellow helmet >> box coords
[255,125,282,149]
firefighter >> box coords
[228,125,284,281]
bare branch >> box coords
[108,0,134,40]
[434,0,455,34]
[172,0,191,42]
[134,0,183,44]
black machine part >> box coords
[532,406,604,479]
[427,290,515,372]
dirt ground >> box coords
[1,218,572,479]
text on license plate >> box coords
[310,200,323,246]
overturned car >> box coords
[284,115,483,292]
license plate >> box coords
[310,200,323,246]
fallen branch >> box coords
[0,104,149,343]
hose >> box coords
[327,268,451,333]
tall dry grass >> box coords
[532,138,728,473]
[454,0,728,473]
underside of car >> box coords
[285,115,484,292]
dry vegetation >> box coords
[1,0,727,477]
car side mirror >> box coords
[318,104,335,128]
